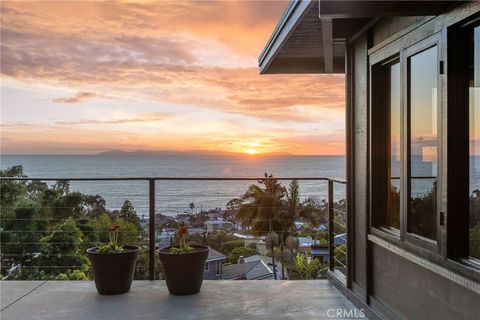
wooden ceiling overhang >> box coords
[258,0,457,74]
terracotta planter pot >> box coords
[87,245,139,295]
[158,245,209,295]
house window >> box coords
[371,57,401,232]
[205,262,209,271]
[371,33,441,250]
[389,62,402,230]
[448,17,480,269]
[216,260,221,276]
[407,45,438,241]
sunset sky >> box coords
[0,1,345,156]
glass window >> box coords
[216,261,221,275]
[408,46,438,240]
[371,58,401,232]
[205,262,209,271]
[388,62,401,230]
[469,26,480,260]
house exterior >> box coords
[243,254,282,278]
[311,244,330,264]
[232,233,268,255]
[297,236,320,253]
[204,248,226,280]
[260,1,480,319]
[155,230,174,248]
[205,219,233,231]
[222,259,274,280]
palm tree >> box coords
[283,180,323,279]
[236,173,286,236]
[235,176,324,279]
[236,173,286,279]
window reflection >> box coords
[408,46,438,240]
[469,26,480,260]
[388,62,401,230]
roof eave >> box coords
[258,0,314,74]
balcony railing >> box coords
[0,176,347,284]
[327,179,347,284]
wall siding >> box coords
[352,34,369,296]
[371,244,480,320]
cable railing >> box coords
[1,176,347,281]
[327,179,348,284]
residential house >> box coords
[204,248,226,280]
[244,255,283,279]
[205,219,233,231]
[232,233,268,255]
[222,258,274,280]
[297,236,320,253]
[260,1,480,319]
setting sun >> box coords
[245,148,258,155]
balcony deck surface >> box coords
[1,280,365,320]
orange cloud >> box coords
[52,92,98,104]
[0,1,345,155]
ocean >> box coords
[0,155,346,217]
[4,154,479,217]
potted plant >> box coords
[158,226,209,295]
[87,224,139,295]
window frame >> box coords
[403,34,442,252]
[369,32,443,254]
[447,14,480,269]
[368,12,480,284]
[370,55,402,237]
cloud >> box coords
[55,112,171,125]
[52,92,98,104]
[0,1,346,155]
[0,1,344,123]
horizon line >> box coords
[0,153,346,157]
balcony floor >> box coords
[1,280,365,320]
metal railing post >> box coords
[328,179,334,271]
[149,179,155,280]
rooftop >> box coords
[223,260,273,280]
[0,280,365,320]
[206,248,226,262]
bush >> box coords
[228,246,257,264]
[221,240,245,255]
[290,253,322,280]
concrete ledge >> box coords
[0,280,367,320]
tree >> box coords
[0,203,48,278]
[234,176,327,279]
[228,246,257,264]
[203,231,238,252]
[53,192,84,220]
[221,240,247,255]
[38,218,88,277]
[0,165,27,217]
[92,213,141,246]
[119,200,140,228]
[189,202,195,214]
[290,253,321,280]
[83,195,107,218]
[470,224,480,258]
[0,166,148,281]
[236,173,286,236]
[225,198,241,221]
